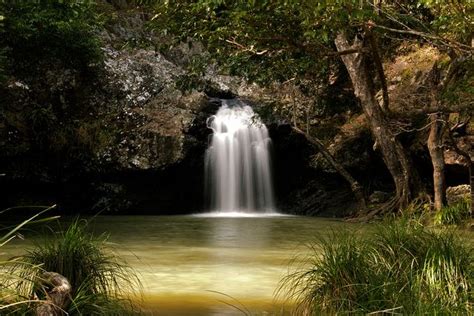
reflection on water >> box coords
[1,215,353,315]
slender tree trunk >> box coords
[365,27,389,112]
[427,113,447,210]
[335,32,420,210]
[292,126,367,211]
[427,58,465,211]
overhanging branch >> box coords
[368,22,474,53]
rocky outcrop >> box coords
[2,10,320,215]
[446,185,470,205]
[0,12,223,214]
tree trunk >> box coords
[427,113,447,210]
[292,126,367,211]
[335,32,420,210]
[365,27,389,112]
[36,272,71,316]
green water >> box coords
[1,215,358,315]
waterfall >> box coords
[205,99,275,213]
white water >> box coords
[205,100,276,214]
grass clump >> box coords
[2,219,141,315]
[280,219,474,315]
[0,206,58,313]
[435,197,471,225]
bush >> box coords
[0,2,103,77]
[280,219,474,315]
[435,197,471,225]
[1,219,141,315]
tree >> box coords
[151,0,473,213]
[335,31,421,209]
[427,112,447,211]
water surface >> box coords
[1,215,357,315]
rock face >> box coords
[1,11,324,215]
[0,13,221,214]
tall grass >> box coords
[0,206,59,313]
[279,219,474,315]
[435,196,471,225]
[1,219,142,315]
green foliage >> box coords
[0,2,103,77]
[151,1,355,85]
[400,196,433,223]
[442,58,474,112]
[435,197,472,226]
[28,104,58,146]
[152,1,472,86]
[175,74,208,93]
[420,0,474,45]
[280,219,474,315]
[2,219,141,315]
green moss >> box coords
[400,67,413,81]
[76,121,115,153]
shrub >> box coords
[0,2,103,77]
[279,219,474,315]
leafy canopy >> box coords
[151,0,472,85]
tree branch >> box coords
[368,21,474,53]
[292,126,367,211]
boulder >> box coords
[446,185,470,205]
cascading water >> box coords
[205,99,275,214]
